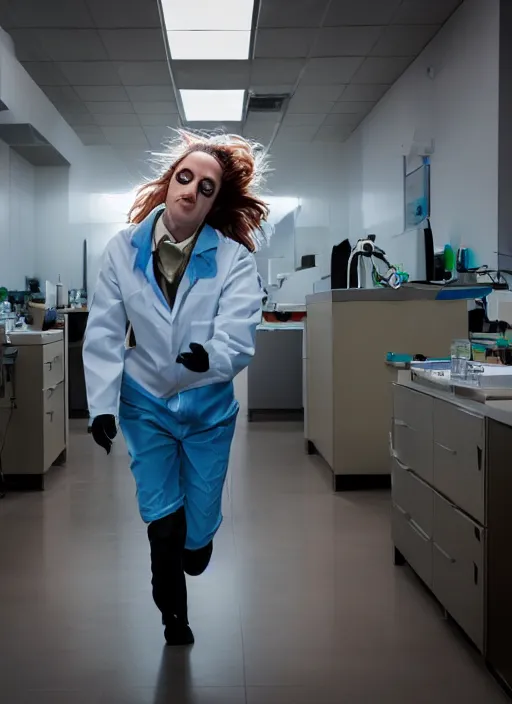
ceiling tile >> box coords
[282,113,327,127]
[371,24,439,56]
[77,132,110,145]
[330,100,375,115]
[143,126,180,150]
[53,99,90,115]
[254,28,316,58]
[351,57,412,84]
[250,84,294,94]
[277,124,319,142]
[93,113,142,126]
[22,62,69,86]
[4,0,94,28]
[117,61,172,86]
[86,0,162,28]
[323,113,361,128]
[314,125,354,142]
[313,26,384,57]
[58,61,121,85]
[36,29,108,61]
[340,83,389,101]
[42,86,82,102]
[74,85,129,101]
[258,0,326,28]
[62,113,96,126]
[324,0,402,26]
[73,125,105,137]
[251,59,305,86]
[292,84,346,102]
[393,0,462,25]
[8,29,52,61]
[301,57,364,85]
[138,114,181,127]
[99,30,166,61]
[101,126,149,146]
[175,61,251,89]
[132,102,178,115]
[125,85,176,102]
[182,121,242,133]
[288,97,335,114]
[243,123,275,144]
[245,111,280,123]
[86,101,135,114]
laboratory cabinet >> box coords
[305,287,467,490]
[0,331,67,489]
[391,381,512,695]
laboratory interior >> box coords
[1,0,512,702]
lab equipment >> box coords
[347,235,403,289]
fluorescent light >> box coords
[180,90,245,122]
[168,30,250,60]
[161,0,254,31]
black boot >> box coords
[183,540,213,576]
[147,507,194,646]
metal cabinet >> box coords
[391,383,487,654]
[0,331,67,489]
[432,492,485,652]
[393,385,434,484]
[433,400,485,524]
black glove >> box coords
[176,342,210,373]
[91,414,117,455]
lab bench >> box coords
[0,330,68,490]
[391,379,512,693]
[304,287,468,490]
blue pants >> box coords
[119,376,238,551]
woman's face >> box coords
[165,151,223,232]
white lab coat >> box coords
[83,206,263,419]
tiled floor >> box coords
[0,408,508,703]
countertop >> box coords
[396,377,512,430]
[307,283,490,304]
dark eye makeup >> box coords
[175,169,216,198]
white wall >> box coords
[344,0,500,269]
[0,140,37,290]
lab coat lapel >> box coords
[131,205,171,320]
[170,224,219,323]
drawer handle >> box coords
[474,562,479,586]
[409,519,429,542]
[477,446,482,471]
[395,504,411,521]
[392,452,412,472]
[434,542,456,564]
[395,419,414,431]
[44,355,61,370]
[46,411,54,422]
[436,442,457,455]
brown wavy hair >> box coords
[128,131,270,252]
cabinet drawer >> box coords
[433,492,485,652]
[433,400,485,524]
[43,341,64,389]
[392,503,432,588]
[43,381,65,469]
[393,386,433,483]
[392,456,434,537]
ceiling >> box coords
[0,0,464,157]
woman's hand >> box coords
[91,414,117,454]
[176,343,210,373]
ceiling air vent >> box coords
[248,94,289,113]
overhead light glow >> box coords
[168,30,250,60]
[161,0,254,31]
[180,90,245,122]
